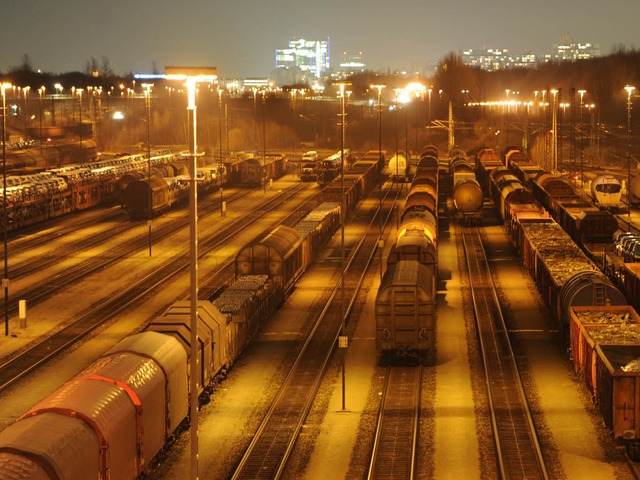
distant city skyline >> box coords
[1,0,638,79]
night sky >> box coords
[2,0,638,78]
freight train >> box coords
[121,162,221,219]
[476,146,640,455]
[375,145,439,363]
[0,150,187,230]
[316,150,352,186]
[504,147,619,253]
[0,151,386,479]
[0,201,344,480]
[477,148,627,332]
[238,153,286,187]
[387,152,409,182]
[448,147,483,223]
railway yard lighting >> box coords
[337,82,349,410]
[76,88,84,149]
[2,83,11,336]
[142,83,153,256]
[578,90,586,189]
[218,87,225,216]
[427,87,433,142]
[626,85,635,218]
[164,65,218,480]
[371,84,385,280]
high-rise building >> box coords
[460,48,537,71]
[545,33,600,62]
[275,37,331,86]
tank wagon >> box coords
[448,147,483,222]
[0,200,344,480]
[375,145,439,363]
[387,153,409,182]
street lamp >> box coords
[371,84,385,279]
[427,87,433,142]
[625,85,635,218]
[164,66,218,480]
[22,86,30,142]
[54,83,63,126]
[550,89,558,173]
[38,87,45,152]
[252,87,258,151]
[578,89,586,189]
[142,83,153,256]
[76,88,84,149]
[2,83,11,336]
[337,82,349,410]
[505,89,511,147]
[262,90,267,193]
[217,87,225,215]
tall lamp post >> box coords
[77,88,84,149]
[337,82,349,410]
[2,83,11,336]
[371,84,385,279]
[427,87,432,142]
[164,66,218,480]
[22,86,30,142]
[578,89,586,189]
[218,87,225,216]
[38,87,45,152]
[142,83,153,256]
[626,85,635,219]
[262,90,267,193]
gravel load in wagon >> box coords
[521,222,597,284]
[212,275,270,317]
[570,306,640,395]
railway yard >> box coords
[4,146,640,479]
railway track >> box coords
[0,183,312,393]
[230,182,397,480]
[367,365,422,480]
[461,225,548,480]
[0,189,250,316]
[1,188,246,282]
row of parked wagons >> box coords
[0,201,343,479]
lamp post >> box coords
[578,90,586,189]
[550,89,558,173]
[2,83,11,336]
[218,87,225,216]
[337,82,348,411]
[625,85,635,219]
[371,84,385,279]
[252,87,258,151]
[427,87,432,142]
[262,90,267,193]
[164,66,218,480]
[505,89,511,148]
[54,83,63,127]
[77,88,84,149]
[22,87,30,142]
[142,83,153,256]
[38,87,45,152]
